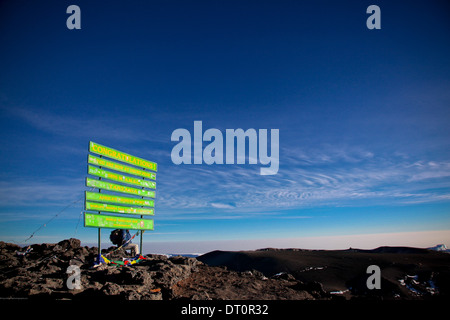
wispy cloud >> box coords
[282,145,376,166]
[210,202,236,209]
[1,143,447,220]
[3,106,168,144]
[0,178,84,207]
[407,161,450,182]
[156,146,450,215]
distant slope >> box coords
[198,247,450,294]
[346,246,431,254]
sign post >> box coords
[84,141,157,256]
[98,155,102,256]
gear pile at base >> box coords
[93,253,147,267]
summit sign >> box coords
[89,141,157,172]
[84,141,157,254]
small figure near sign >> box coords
[110,229,139,256]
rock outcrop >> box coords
[0,239,200,300]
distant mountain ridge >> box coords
[347,246,430,254]
[428,244,450,253]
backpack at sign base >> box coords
[110,229,123,245]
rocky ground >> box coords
[0,238,328,300]
[0,238,196,300]
[172,265,327,300]
[1,239,449,301]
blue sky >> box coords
[0,0,449,253]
